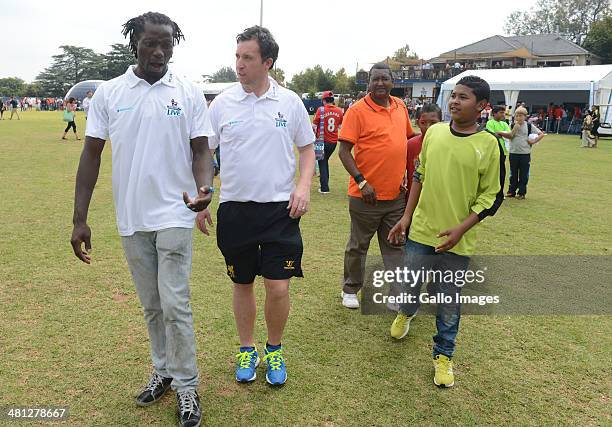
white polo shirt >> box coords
[208,77,314,203]
[86,66,213,236]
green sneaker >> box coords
[390,313,415,339]
[433,355,454,387]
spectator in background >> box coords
[312,91,343,194]
[9,97,20,120]
[508,107,546,199]
[554,104,564,133]
[406,104,441,197]
[61,97,80,141]
[591,106,600,147]
[82,90,93,119]
[581,110,596,148]
[547,102,554,131]
[0,101,6,120]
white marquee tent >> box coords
[437,65,612,123]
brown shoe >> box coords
[516,195,526,200]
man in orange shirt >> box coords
[338,62,414,309]
[312,91,343,193]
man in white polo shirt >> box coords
[70,12,212,427]
[200,26,314,386]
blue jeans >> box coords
[317,142,336,192]
[398,239,470,358]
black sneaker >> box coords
[135,372,172,407]
[177,390,201,427]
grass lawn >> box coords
[0,111,610,426]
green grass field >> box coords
[0,111,610,426]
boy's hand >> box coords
[388,215,411,246]
[435,225,465,253]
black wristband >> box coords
[354,174,365,184]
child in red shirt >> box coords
[406,103,442,196]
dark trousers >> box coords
[64,121,76,133]
[317,142,336,192]
[508,153,530,196]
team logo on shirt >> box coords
[275,112,287,128]
[167,99,182,117]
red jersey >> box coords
[406,134,424,195]
[313,104,344,143]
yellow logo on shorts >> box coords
[227,265,236,278]
[284,260,295,270]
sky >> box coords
[2,0,536,83]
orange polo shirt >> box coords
[339,94,414,200]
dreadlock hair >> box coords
[122,12,185,58]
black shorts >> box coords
[217,201,304,284]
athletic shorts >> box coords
[216,201,304,284]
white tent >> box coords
[437,65,612,122]
[198,82,238,97]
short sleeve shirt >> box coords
[339,94,414,200]
[313,104,343,143]
[208,77,315,203]
[85,66,214,236]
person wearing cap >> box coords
[312,90,343,194]
[337,62,414,309]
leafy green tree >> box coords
[269,67,285,85]
[504,0,611,44]
[211,66,237,83]
[583,16,612,63]
[102,43,134,79]
[333,68,350,94]
[287,65,335,94]
[0,77,26,97]
[392,44,419,61]
[35,45,100,96]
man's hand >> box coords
[435,225,465,253]
[360,182,377,205]
[387,215,411,246]
[183,185,214,212]
[71,223,92,264]
[288,184,310,218]
[196,208,213,235]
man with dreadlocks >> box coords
[70,12,212,427]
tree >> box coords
[583,16,612,63]
[35,45,101,96]
[392,44,419,61]
[102,43,134,79]
[211,66,237,83]
[333,68,350,94]
[503,0,611,45]
[0,77,26,97]
[269,67,285,85]
[287,65,335,94]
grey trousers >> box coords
[343,193,406,294]
[121,227,199,392]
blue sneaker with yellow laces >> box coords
[235,346,259,383]
[263,344,287,385]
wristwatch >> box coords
[358,180,368,190]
